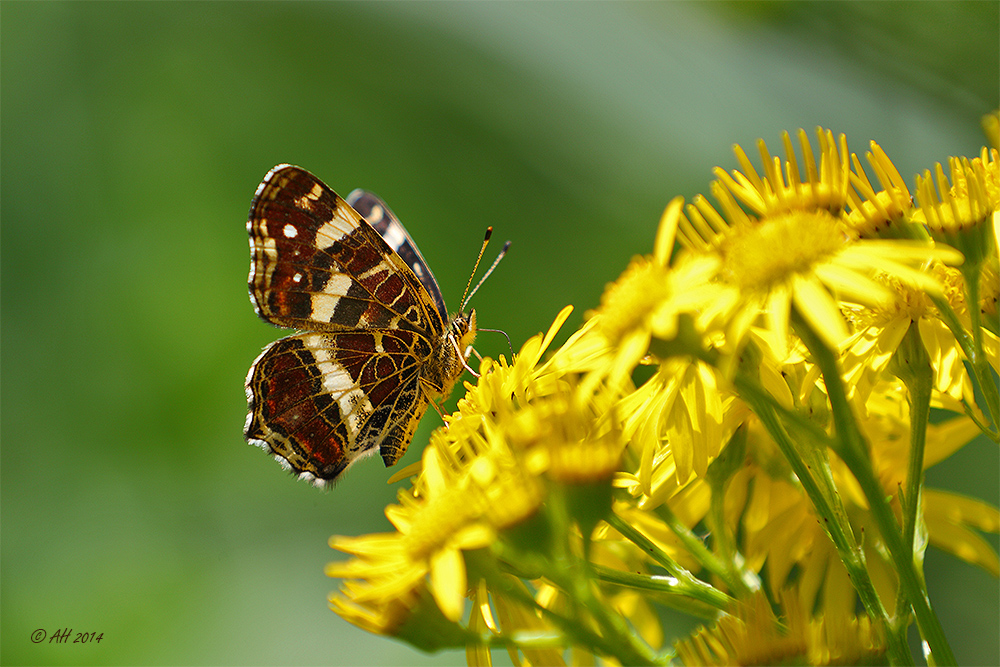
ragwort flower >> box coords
[321,126,998,667]
[680,128,962,357]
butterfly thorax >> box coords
[423,309,477,402]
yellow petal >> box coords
[924,489,1000,576]
[923,416,981,467]
[430,547,467,622]
[791,274,850,349]
[925,518,1000,576]
[655,197,684,265]
[924,489,1000,532]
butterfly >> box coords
[244,164,498,486]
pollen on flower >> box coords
[849,272,935,331]
[935,264,971,317]
[595,255,670,342]
[720,210,846,292]
[401,486,480,561]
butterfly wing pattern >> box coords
[244,165,476,486]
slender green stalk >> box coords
[734,363,912,666]
[957,245,1000,430]
[606,511,733,610]
[590,562,732,614]
[704,427,760,599]
[551,486,661,665]
[479,552,627,661]
[651,501,738,589]
[891,323,933,558]
[467,630,565,652]
[794,311,956,666]
[886,322,934,646]
[928,292,1000,439]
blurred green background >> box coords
[2,2,997,665]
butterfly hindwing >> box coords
[245,327,435,482]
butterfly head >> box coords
[445,227,510,382]
[422,309,477,403]
[452,308,478,362]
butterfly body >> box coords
[244,165,475,486]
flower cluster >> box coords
[327,118,999,666]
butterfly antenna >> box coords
[461,228,511,312]
[459,227,492,310]
[478,327,514,357]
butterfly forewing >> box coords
[346,189,449,321]
[244,165,474,486]
[248,165,442,334]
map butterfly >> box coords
[244,165,489,486]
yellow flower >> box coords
[596,254,672,350]
[840,266,995,418]
[445,304,624,493]
[327,444,494,626]
[845,141,915,238]
[675,592,885,666]
[721,374,999,614]
[681,128,963,356]
[320,126,997,667]
[618,356,745,496]
[591,197,724,386]
[329,306,639,655]
[713,128,851,217]
[914,148,998,269]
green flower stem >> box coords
[704,426,761,599]
[648,499,741,591]
[928,291,1000,439]
[467,629,570,652]
[887,322,934,646]
[734,365,911,666]
[490,485,663,665]
[476,551,627,661]
[891,323,933,554]
[576,577,663,666]
[955,229,999,430]
[547,487,662,666]
[793,311,956,667]
[591,563,732,614]
[606,511,734,611]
